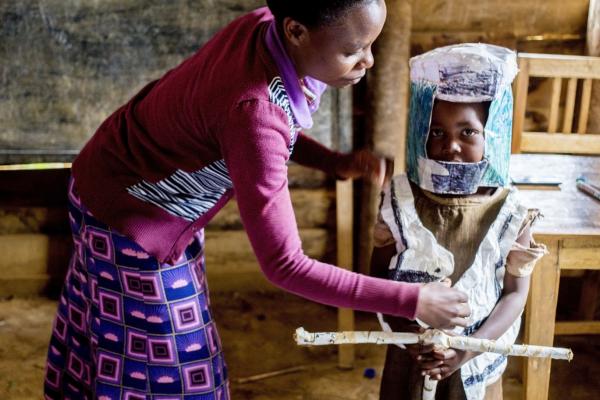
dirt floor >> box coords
[1,291,599,399]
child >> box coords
[371,44,547,400]
[44,2,471,399]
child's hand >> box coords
[420,348,475,380]
[403,325,436,362]
[406,342,436,362]
[335,149,392,187]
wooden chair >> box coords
[512,53,600,154]
[512,53,600,336]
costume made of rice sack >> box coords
[374,44,547,400]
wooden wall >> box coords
[0,0,593,296]
[411,0,589,54]
[0,164,338,296]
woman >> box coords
[44,1,470,398]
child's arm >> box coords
[370,210,399,279]
[370,212,472,331]
[468,225,533,341]
[370,245,396,279]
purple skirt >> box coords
[45,179,229,399]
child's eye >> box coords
[429,129,444,137]
[462,129,480,137]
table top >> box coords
[510,154,600,238]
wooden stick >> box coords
[422,375,438,400]
[234,366,308,384]
[336,179,355,369]
[294,328,573,361]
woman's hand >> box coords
[414,280,471,329]
[335,149,392,187]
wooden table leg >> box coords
[523,239,561,400]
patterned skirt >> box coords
[44,179,229,400]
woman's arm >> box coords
[219,99,469,326]
[220,100,420,318]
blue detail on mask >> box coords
[430,159,489,194]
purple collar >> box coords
[264,21,327,129]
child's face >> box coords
[426,100,487,163]
[284,0,386,88]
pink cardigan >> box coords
[72,7,420,319]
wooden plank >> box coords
[204,228,331,267]
[336,179,355,369]
[554,321,600,335]
[588,0,600,56]
[205,263,274,293]
[0,162,72,171]
[512,57,529,153]
[0,233,71,277]
[336,181,353,271]
[208,189,334,230]
[560,269,585,278]
[0,207,69,235]
[523,239,560,400]
[548,77,562,133]
[577,78,593,133]
[0,275,52,297]
[560,237,600,248]
[562,77,578,133]
[287,164,328,188]
[1,233,51,276]
[559,247,600,270]
[202,228,332,292]
[521,53,600,79]
[520,132,600,154]
[0,228,329,285]
[587,0,600,134]
[412,1,589,35]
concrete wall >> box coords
[0,0,337,162]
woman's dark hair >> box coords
[266,0,376,29]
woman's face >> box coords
[283,0,387,88]
[426,100,487,163]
